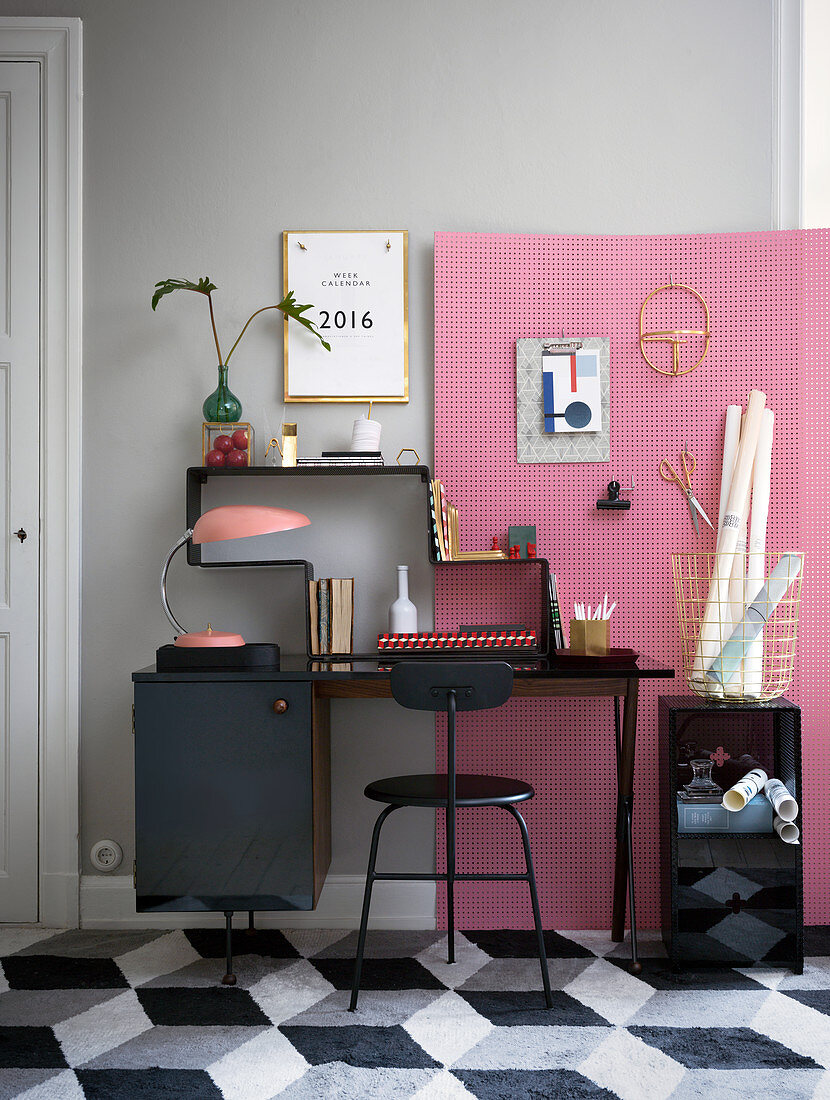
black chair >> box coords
[349,661,552,1011]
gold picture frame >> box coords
[283,229,409,403]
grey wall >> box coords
[2,0,776,896]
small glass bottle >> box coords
[389,565,417,634]
[280,423,298,467]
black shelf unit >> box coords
[185,464,430,566]
[184,465,552,661]
[659,695,802,973]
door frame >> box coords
[0,18,82,926]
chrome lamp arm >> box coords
[160,529,193,637]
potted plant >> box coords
[152,276,331,421]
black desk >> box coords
[133,655,673,972]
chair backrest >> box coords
[390,661,514,713]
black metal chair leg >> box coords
[506,806,553,1008]
[222,911,237,986]
[446,804,456,964]
[246,910,256,936]
[350,804,397,1011]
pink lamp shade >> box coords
[192,504,310,544]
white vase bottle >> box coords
[389,565,417,634]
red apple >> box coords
[231,429,248,451]
[226,449,248,468]
[206,449,226,467]
[214,434,234,453]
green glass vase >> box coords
[202,364,242,423]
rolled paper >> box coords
[774,815,800,844]
[705,553,803,686]
[691,391,766,686]
[727,477,752,625]
[696,406,741,699]
[717,406,743,535]
[765,778,798,822]
[726,412,750,632]
[723,475,752,696]
[743,409,774,696]
[722,766,768,812]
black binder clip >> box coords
[597,479,633,511]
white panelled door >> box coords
[0,61,40,922]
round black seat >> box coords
[365,773,534,808]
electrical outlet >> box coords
[90,839,123,872]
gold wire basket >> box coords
[671,551,803,703]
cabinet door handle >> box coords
[273,699,289,714]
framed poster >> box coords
[283,230,408,402]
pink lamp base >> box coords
[174,627,245,648]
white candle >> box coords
[351,414,382,451]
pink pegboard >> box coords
[434,230,822,931]
[802,229,829,926]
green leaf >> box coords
[277,289,332,351]
[151,276,218,310]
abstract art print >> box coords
[541,340,602,433]
[516,336,610,462]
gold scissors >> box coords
[659,448,713,535]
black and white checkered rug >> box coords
[1,925,829,1099]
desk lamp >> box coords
[160,504,310,648]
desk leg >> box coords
[611,680,641,974]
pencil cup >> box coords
[351,415,382,452]
[569,619,609,656]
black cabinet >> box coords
[659,695,802,972]
[134,678,330,913]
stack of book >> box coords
[309,578,355,655]
[429,478,506,561]
[297,451,384,468]
[379,629,537,652]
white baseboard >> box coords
[80,875,437,930]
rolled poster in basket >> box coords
[742,409,774,696]
[690,390,766,690]
[705,554,803,686]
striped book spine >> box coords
[428,481,442,561]
[550,574,565,650]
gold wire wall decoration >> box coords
[671,551,802,703]
[639,280,711,376]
